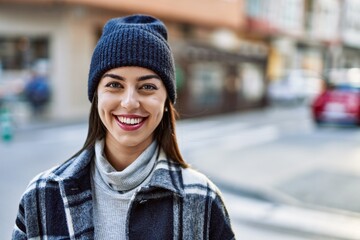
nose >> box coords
[121,88,140,110]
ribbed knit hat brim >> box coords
[88,15,176,103]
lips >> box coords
[114,115,147,131]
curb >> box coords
[13,119,87,133]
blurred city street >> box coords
[2,0,360,239]
[2,105,360,239]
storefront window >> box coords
[0,37,49,71]
[189,62,224,109]
[0,36,50,122]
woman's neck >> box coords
[104,135,153,171]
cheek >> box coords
[97,93,116,119]
[148,95,166,112]
[97,103,107,127]
[155,107,164,122]
[151,100,166,123]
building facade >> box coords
[1,0,264,121]
[338,0,360,68]
[0,4,105,121]
[1,0,360,123]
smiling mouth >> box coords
[117,116,145,125]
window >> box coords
[0,36,49,71]
[189,62,224,108]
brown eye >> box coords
[106,82,122,88]
[140,84,157,90]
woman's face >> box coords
[97,66,167,150]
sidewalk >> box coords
[13,117,88,132]
[176,106,360,239]
[222,188,360,240]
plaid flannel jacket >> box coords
[12,148,235,240]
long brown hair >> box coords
[71,92,189,168]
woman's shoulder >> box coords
[22,149,93,196]
[180,166,222,199]
[20,164,62,199]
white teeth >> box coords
[118,116,143,125]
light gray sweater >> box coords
[91,140,157,239]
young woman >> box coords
[13,14,235,240]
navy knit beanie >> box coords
[88,14,176,103]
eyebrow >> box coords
[138,74,161,81]
[102,73,161,81]
[102,73,125,80]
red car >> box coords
[311,69,360,125]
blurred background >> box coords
[1,0,360,239]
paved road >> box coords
[2,106,360,239]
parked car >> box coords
[267,70,324,105]
[311,68,360,126]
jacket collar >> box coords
[51,149,94,182]
[49,147,185,196]
[145,150,185,197]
